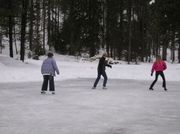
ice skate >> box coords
[41,91,46,94]
[92,86,96,89]
[103,86,107,89]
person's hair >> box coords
[102,52,107,57]
[47,52,54,58]
[156,55,161,62]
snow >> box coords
[0,54,180,83]
[0,53,180,134]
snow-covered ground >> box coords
[1,53,180,134]
[0,53,180,83]
[0,79,180,134]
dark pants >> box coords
[41,75,55,91]
[93,71,107,87]
[150,71,166,89]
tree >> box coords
[8,0,13,58]
[0,0,21,58]
[0,0,180,63]
[127,0,132,64]
[20,0,28,61]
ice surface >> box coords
[0,79,180,134]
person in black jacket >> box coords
[92,53,112,89]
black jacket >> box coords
[98,56,112,72]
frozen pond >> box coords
[0,79,180,134]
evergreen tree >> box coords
[0,0,180,62]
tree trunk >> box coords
[102,0,107,49]
[118,0,124,60]
[0,30,2,53]
[171,31,175,63]
[29,0,33,51]
[34,0,41,56]
[47,0,51,50]
[162,45,167,61]
[14,26,18,54]
[127,0,132,64]
[42,0,46,54]
[8,0,13,58]
[162,33,168,61]
[155,34,160,56]
[20,0,28,61]
[178,40,180,63]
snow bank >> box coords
[0,54,180,83]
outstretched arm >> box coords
[105,60,112,68]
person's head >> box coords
[47,52,54,58]
[102,52,107,58]
[156,55,161,62]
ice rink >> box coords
[0,79,180,134]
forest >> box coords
[0,0,180,63]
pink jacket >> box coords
[151,60,167,73]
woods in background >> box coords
[0,0,180,63]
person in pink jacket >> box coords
[149,55,167,91]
